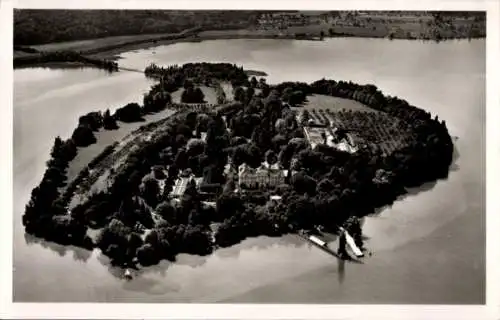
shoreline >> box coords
[21,62,455,272]
[12,38,484,304]
[14,29,486,68]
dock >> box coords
[296,231,343,259]
[296,230,364,263]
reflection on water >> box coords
[24,233,92,262]
[337,259,346,285]
[23,229,309,294]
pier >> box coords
[296,230,364,263]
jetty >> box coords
[296,231,342,259]
[296,229,364,262]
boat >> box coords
[308,235,327,247]
[124,269,132,280]
[339,227,364,258]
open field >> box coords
[303,94,378,113]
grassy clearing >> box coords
[302,94,377,113]
[65,108,175,183]
[66,108,176,209]
[201,86,218,105]
[220,82,234,101]
[30,31,192,53]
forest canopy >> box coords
[14,10,261,45]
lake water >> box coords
[13,38,486,303]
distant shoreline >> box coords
[14,28,485,69]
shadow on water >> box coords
[370,136,460,217]
[337,258,346,285]
[24,233,92,263]
[449,141,460,172]
[214,234,304,260]
[95,253,183,295]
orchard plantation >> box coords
[23,62,453,269]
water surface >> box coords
[13,38,485,303]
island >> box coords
[22,62,454,270]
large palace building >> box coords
[238,163,287,190]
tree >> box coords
[265,149,277,165]
[153,165,166,179]
[184,178,199,198]
[174,148,188,169]
[156,201,177,223]
[291,171,317,195]
[275,119,286,134]
[50,136,64,159]
[286,195,315,228]
[143,90,172,113]
[234,86,246,102]
[299,110,310,126]
[246,87,255,104]
[289,91,306,106]
[223,178,236,194]
[115,103,143,122]
[142,177,160,208]
[103,109,118,130]
[181,86,205,103]
[71,125,96,147]
[137,243,160,266]
[78,112,103,131]
[250,76,258,88]
[281,87,293,102]
[183,79,194,90]
[186,138,206,157]
[317,178,335,194]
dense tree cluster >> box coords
[143,87,172,113]
[181,86,205,104]
[22,136,92,247]
[24,63,454,270]
[114,103,144,123]
[144,63,249,89]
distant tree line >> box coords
[14,10,262,45]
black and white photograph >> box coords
[1,0,499,319]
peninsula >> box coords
[14,10,485,69]
[22,62,454,269]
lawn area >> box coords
[65,108,175,183]
[220,82,234,101]
[171,86,218,105]
[30,33,180,52]
[303,94,378,113]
